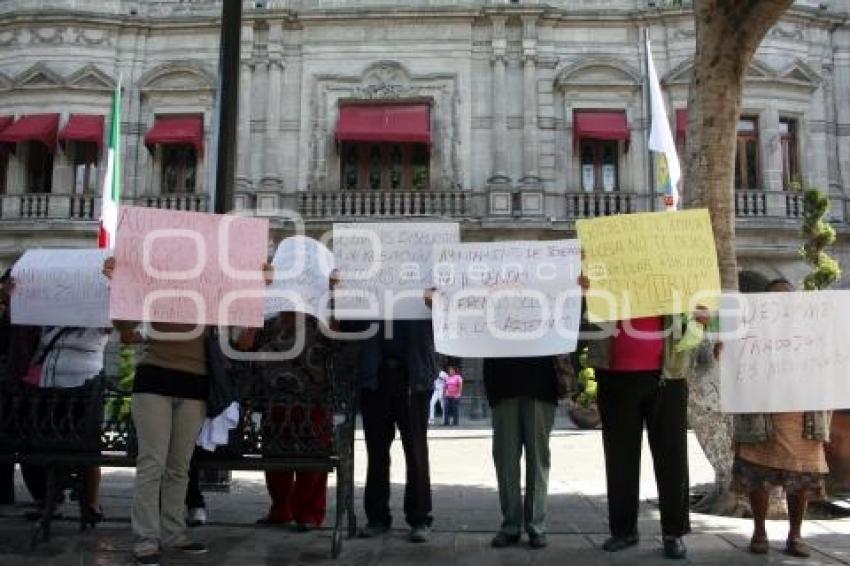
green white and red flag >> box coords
[98,80,121,249]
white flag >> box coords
[647,38,681,210]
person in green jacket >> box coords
[579,275,714,560]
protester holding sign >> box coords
[352,316,436,543]
[3,260,112,525]
[484,356,560,550]
[579,274,714,560]
[241,312,334,531]
[731,278,830,559]
[103,254,272,566]
[16,325,111,521]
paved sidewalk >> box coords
[1,428,848,565]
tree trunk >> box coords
[685,0,793,514]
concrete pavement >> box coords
[0,427,848,565]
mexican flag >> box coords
[98,81,121,249]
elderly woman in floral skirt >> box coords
[732,278,831,558]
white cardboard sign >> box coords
[720,290,850,413]
[431,240,583,358]
[333,222,460,320]
[11,248,111,328]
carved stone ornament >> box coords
[30,27,65,45]
[353,83,416,100]
[0,29,19,47]
[353,61,416,99]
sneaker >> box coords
[358,522,390,538]
[187,507,207,527]
[491,532,521,548]
[134,552,160,566]
[172,541,208,555]
[409,524,431,543]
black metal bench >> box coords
[0,342,358,558]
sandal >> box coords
[749,536,769,555]
[786,538,811,558]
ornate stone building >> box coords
[0,0,849,287]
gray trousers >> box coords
[491,397,556,537]
[131,393,206,555]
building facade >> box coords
[1,0,849,285]
[2,0,849,416]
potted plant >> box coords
[568,348,601,429]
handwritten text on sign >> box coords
[12,248,111,328]
[109,206,269,327]
[720,291,850,412]
[333,222,460,320]
[577,209,721,322]
[266,236,334,325]
[432,240,583,358]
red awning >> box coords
[676,109,688,141]
[144,115,204,155]
[336,104,431,145]
[0,114,60,151]
[59,114,105,152]
[0,116,13,133]
[573,110,630,144]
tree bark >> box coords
[684,0,793,514]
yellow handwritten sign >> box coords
[576,209,721,322]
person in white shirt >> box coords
[429,369,447,425]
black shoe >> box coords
[134,552,160,566]
[602,535,639,552]
[529,534,548,549]
[491,532,521,548]
[663,537,687,560]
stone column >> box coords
[760,106,782,191]
[490,16,508,180]
[521,17,539,179]
[236,23,254,191]
[263,22,284,190]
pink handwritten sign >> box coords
[109,206,269,327]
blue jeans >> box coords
[444,397,460,426]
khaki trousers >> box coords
[131,393,206,555]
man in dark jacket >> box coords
[354,318,436,543]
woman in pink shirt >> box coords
[443,366,463,426]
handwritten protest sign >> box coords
[109,206,269,327]
[11,248,111,328]
[720,290,850,412]
[266,236,334,324]
[333,222,460,320]
[431,240,583,358]
[577,209,720,322]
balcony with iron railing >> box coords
[0,193,209,222]
[297,190,475,219]
[0,189,844,226]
